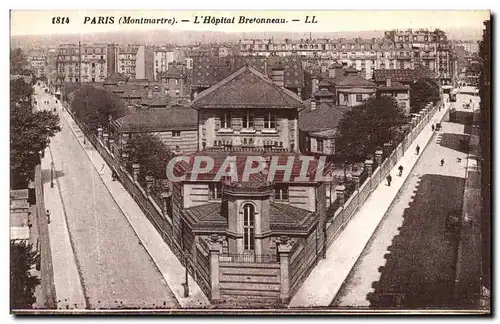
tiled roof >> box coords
[192,65,304,109]
[111,107,198,132]
[269,203,318,232]
[104,72,127,84]
[299,102,347,133]
[377,81,409,91]
[336,74,377,88]
[373,67,438,83]
[159,66,183,79]
[182,203,227,231]
[310,128,338,139]
[181,201,318,233]
[313,88,335,98]
[139,96,169,107]
[192,56,304,89]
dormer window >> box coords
[209,183,222,200]
[274,184,289,201]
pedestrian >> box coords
[386,174,392,186]
[100,164,105,175]
[431,124,435,131]
[440,159,445,167]
[416,145,420,155]
[398,165,404,176]
[46,209,51,224]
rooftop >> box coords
[373,66,438,83]
[111,107,198,132]
[192,65,304,110]
[299,102,348,133]
[192,56,304,89]
[182,201,318,234]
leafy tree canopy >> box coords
[125,133,175,183]
[10,79,61,189]
[10,241,40,310]
[410,77,440,113]
[11,78,34,105]
[70,85,126,132]
[335,96,407,163]
[10,48,32,76]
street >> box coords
[332,93,475,308]
[34,85,179,309]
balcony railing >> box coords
[220,253,278,264]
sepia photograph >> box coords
[7,8,492,315]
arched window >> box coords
[243,204,255,251]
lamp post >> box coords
[50,161,55,188]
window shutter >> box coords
[214,117,221,130]
[254,117,264,130]
[232,117,242,131]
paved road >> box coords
[35,85,179,309]
[333,96,472,308]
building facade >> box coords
[55,43,108,83]
[27,49,47,77]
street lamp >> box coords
[50,161,55,188]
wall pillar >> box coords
[103,133,109,147]
[161,191,171,217]
[109,139,115,153]
[375,149,383,166]
[132,163,140,182]
[364,159,374,177]
[97,127,103,141]
[351,171,361,190]
[209,234,222,302]
[121,152,129,166]
[335,185,346,206]
[383,142,392,155]
[277,236,292,304]
[145,176,154,195]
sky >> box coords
[10,10,490,36]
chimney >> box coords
[386,78,392,87]
[311,100,316,111]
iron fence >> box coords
[220,253,279,264]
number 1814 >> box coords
[52,17,70,24]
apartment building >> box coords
[28,49,47,77]
[55,43,108,83]
[237,29,456,84]
[153,47,185,80]
[117,45,155,81]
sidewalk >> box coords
[41,147,86,310]
[58,105,210,309]
[453,101,484,308]
[289,102,451,308]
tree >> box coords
[10,79,61,189]
[335,96,407,163]
[410,78,440,114]
[10,48,32,76]
[10,241,40,310]
[11,77,34,105]
[70,85,126,132]
[125,133,175,183]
